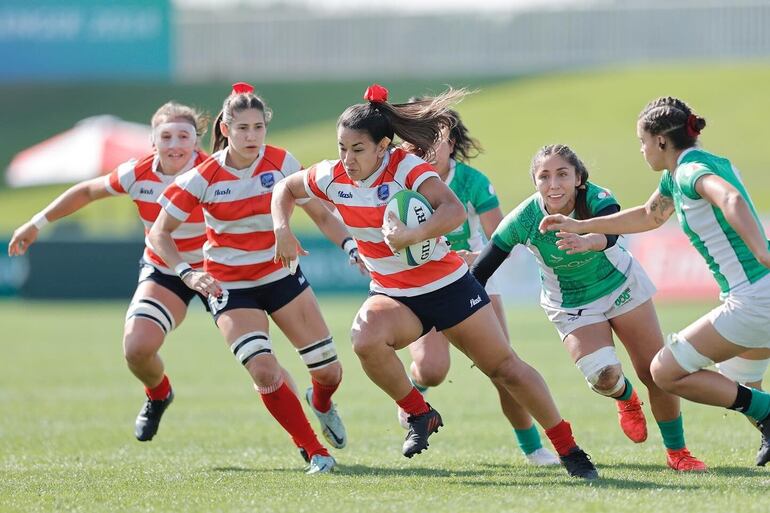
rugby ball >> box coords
[382,190,437,266]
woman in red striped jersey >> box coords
[148,83,359,474]
[271,84,598,479]
[9,102,210,442]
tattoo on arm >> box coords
[650,195,674,226]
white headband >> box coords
[151,122,197,146]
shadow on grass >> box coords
[605,461,765,478]
[210,464,502,478]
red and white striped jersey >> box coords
[159,145,304,289]
[304,148,466,297]
[104,152,208,274]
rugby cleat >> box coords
[134,389,174,442]
[306,454,336,474]
[757,413,770,466]
[299,447,310,464]
[666,448,708,472]
[397,406,410,430]
[305,387,347,449]
[559,447,599,480]
[402,405,443,458]
[616,390,648,443]
[525,447,562,466]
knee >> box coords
[576,346,625,397]
[311,361,342,385]
[246,358,283,388]
[411,361,448,387]
[650,354,678,393]
[488,355,529,388]
[350,317,388,358]
[123,333,161,366]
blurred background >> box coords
[1,0,769,301]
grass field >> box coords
[2,62,770,236]
[1,297,768,513]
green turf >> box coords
[2,63,770,236]
[1,298,767,513]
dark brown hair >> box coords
[211,91,272,152]
[638,96,706,150]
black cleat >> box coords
[757,413,770,466]
[402,405,443,458]
[134,390,174,442]
[560,447,599,480]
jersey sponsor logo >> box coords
[552,253,599,271]
[377,184,390,201]
[214,188,232,197]
[469,294,482,308]
[298,274,306,285]
[260,173,275,189]
[613,287,632,308]
[139,187,154,195]
[337,190,353,199]
[549,254,564,263]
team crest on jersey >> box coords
[260,173,275,189]
[597,191,609,199]
[377,184,390,201]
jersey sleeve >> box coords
[158,169,205,222]
[491,206,526,252]
[586,183,619,216]
[658,171,674,198]
[405,162,439,191]
[469,171,500,214]
[103,159,137,196]
[304,162,333,202]
[677,162,714,200]
[282,151,311,206]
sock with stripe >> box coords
[514,424,544,455]
[145,374,171,401]
[544,419,578,457]
[259,382,328,458]
[396,387,430,416]
[311,377,340,413]
[656,414,686,450]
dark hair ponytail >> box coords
[531,144,591,220]
[406,98,483,163]
[638,96,706,150]
[338,85,469,162]
[211,85,273,152]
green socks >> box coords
[657,414,686,450]
[514,424,544,455]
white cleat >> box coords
[306,454,336,474]
[305,387,347,449]
[397,406,410,430]
[525,447,561,466]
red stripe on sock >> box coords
[260,382,328,458]
[145,375,171,401]
[396,387,429,416]
[544,419,578,457]
[311,377,340,413]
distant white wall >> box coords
[175,2,770,82]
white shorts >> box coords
[485,267,503,296]
[709,272,770,349]
[542,259,657,340]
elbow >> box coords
[447,201,467,231]
[723,191,745,213]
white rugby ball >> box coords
[382,190,437,266]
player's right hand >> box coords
[539,214,580,234]
[182,270,222,297]
[8,222,39,256]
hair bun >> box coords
[364,84,389,103]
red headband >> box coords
[364,84,388,104]
[232,82,255,95]
[686,114,701,138]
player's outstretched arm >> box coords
[8,177,110,256]
[697,174,770,268]
[272,173,310,270]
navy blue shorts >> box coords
[208,267,311,322]
[372,272,490,337]
[137,261,209,311]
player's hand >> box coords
[455,249,479,266]
[182,270,222,297]
[8,222,39,256]
[347,247,369,276]
[555,232,596,254]
[274,226,309,270]
[382,211,415,252]
[539,214,581,234]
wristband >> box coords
[31,212,49,230]
[341,237,357,255]
[174,262,193,280]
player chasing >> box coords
[272,84,599,479]
[148,83,362,474]
[471,143,707,471]
[9,102,211,443]
[539,97,770,466]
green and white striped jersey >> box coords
[492,182,630,308]
[659,147,770,294]
[444,160,500,251]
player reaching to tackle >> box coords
[539,97,770,466]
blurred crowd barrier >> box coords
[2,1,769,83]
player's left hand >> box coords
[382,211,415,252]
[347,247,369,276]
[555,232,595,254]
